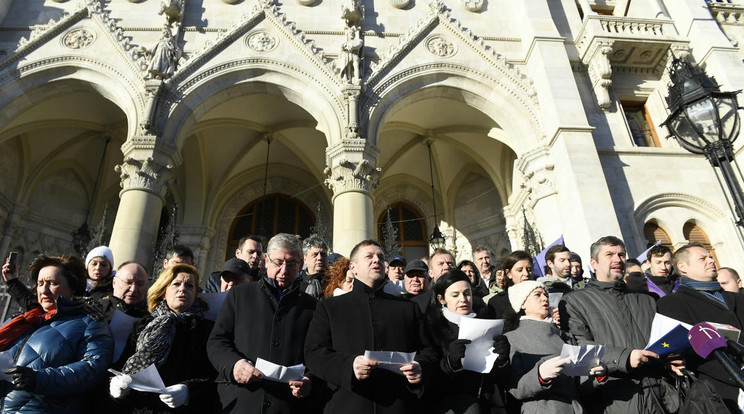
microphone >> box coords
[689,322,744,390]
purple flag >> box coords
[532,235,565,278]
[636,240,661,263]
[636,240,665,297]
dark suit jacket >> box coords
[657,285,744,412]
[304,278,437,414]
[207,278,318,414]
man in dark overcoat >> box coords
[657,243,744,412]
[207,233,318,413]
[304,239,437,414]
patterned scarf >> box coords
[679,276,729,309]
[122,298,203,374]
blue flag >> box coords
[645,324,691,356]
[532,235,565,278]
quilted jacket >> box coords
[0,299,114,414]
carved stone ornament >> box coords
[115,156,174,195]
[297,0,316,5]
[246,31,278,52]
[426,36,456,57]
[463,0,484,12]
[324,159,382,194]
[388,0,410,9]
[62,28,95,49]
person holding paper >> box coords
[657,243,744,412]
[504,280,605,414]
[207,233,318,413]
[561,236,678,414]
[110,263,217,413]
[304,239,437,414]
[424,269,510,414]
[0,254,113,414]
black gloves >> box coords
[5,366,36,392]
[492,335,510,366]
[447,339,471,371]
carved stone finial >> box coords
[159,0,184,26]
[463,0,484,12]
[341,0,363,27]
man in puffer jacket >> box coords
[0,254,114,413]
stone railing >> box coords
[707,0,744,24]
[576,15,681,54]
[574,15,688,110]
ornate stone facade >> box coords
[0,0,742,275]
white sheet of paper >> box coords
[646,313,692,348]
[109,309,140,363]
[0,351,14,382]
[255,358,305,383]
[457,318,504,373]
[559,344,604,376]
[363,350,416,375]
[200,291,228,321]
[548,293,563,309]
[109,364,167,393]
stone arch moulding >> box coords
[362,63,544,156]
[159,60,345,150]
[633,192,729,248]
[0,61,142,137]
[373,180,438,234]
[206,174,332,273]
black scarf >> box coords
[122,299,203,374]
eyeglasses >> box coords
[267,256,300,270]
[115,275,147,289]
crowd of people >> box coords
[0,232,743,414]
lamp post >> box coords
[426,140,446,249]
[661,56,744,228]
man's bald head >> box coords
[113,261,148,305]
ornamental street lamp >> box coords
[661,56,744,228]
[426,140,446,249]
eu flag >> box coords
[645,324,691,356]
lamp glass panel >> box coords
[670,112,706,152]
[715,96,739,142]
[684,98,720,143]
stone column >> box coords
[176,224,215,276]
[109,135,180,268]
[325,138,381,257]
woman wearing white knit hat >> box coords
[85,245,114,300]
[504,281,606,413]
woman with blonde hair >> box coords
[109,263,217,413]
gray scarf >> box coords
[122,298,203,374]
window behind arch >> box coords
[643,221,674,251]
[683,221,720,266]
[227,194,315,260]
[378,203,428,260]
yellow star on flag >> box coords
[662,342,670,348]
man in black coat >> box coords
[304,239,437,414]
[657,243,744,412]
[207,233,318,413]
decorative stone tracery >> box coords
[62,29,95,49]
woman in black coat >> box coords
[109,264,217,413]
[424,269,510,414]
